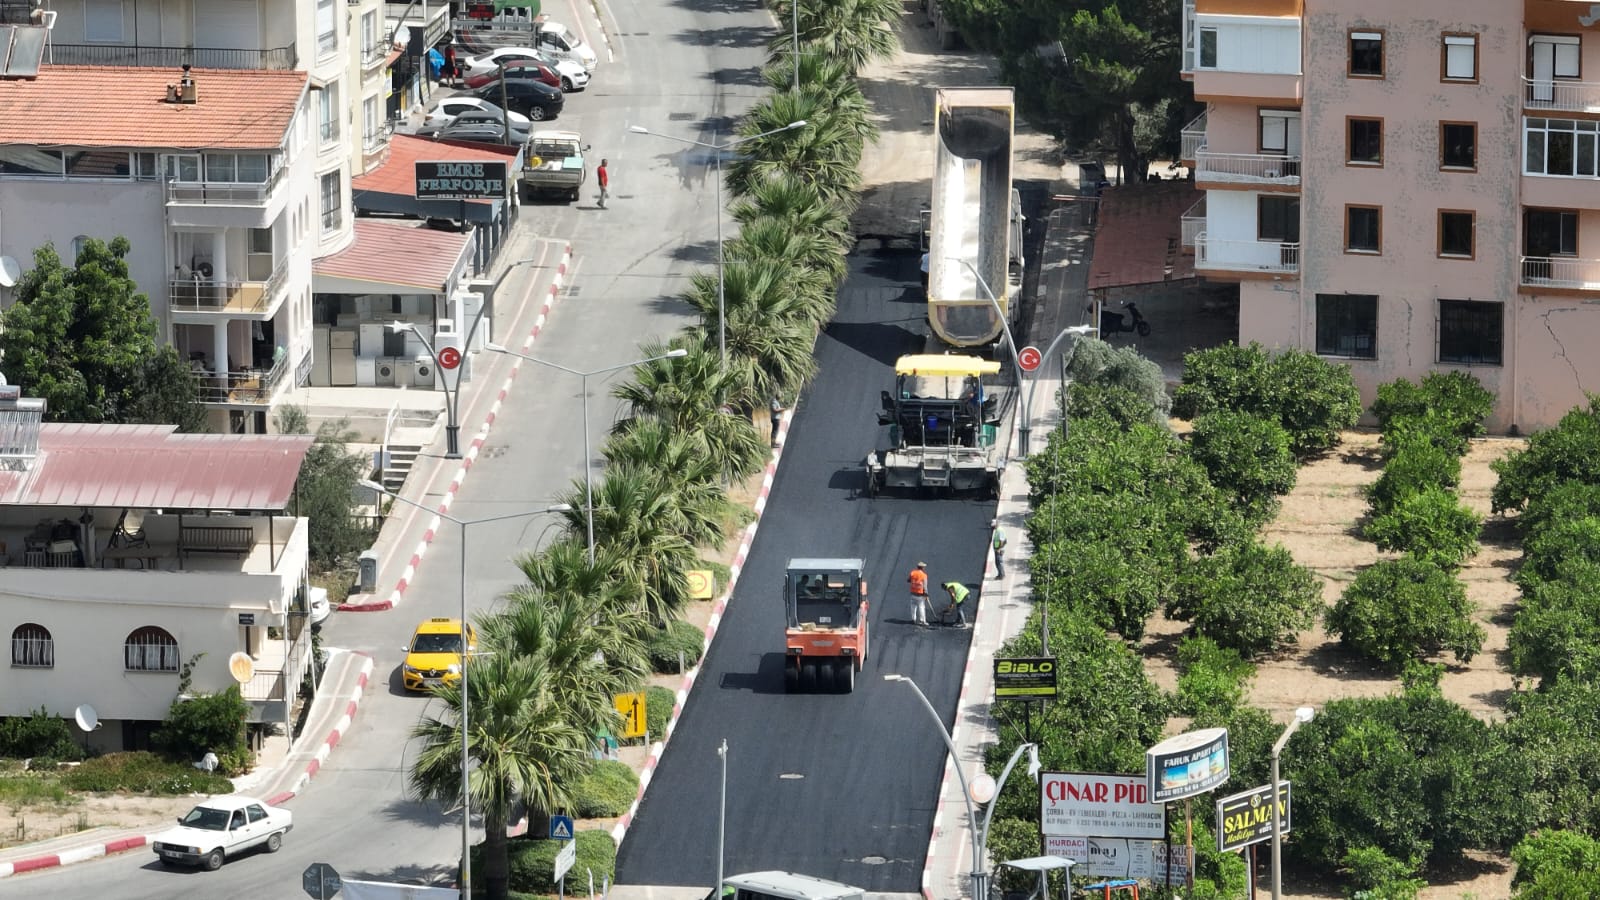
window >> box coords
[316,0,337,56]
[1346,205,1381,254]
[320,171,343,231]
[1258,196,1300,243]
[134,152,158,180]
[1439,211,1475,258]
[70,235,91,260]
[1525,118,1600,177]
[1259,109,1299,155]
[361,11,378,56]
[1441,122,1477,170]
[1443,34,1478,81]
[1198,27,1218,68]
[125,626,179,672]
[1350,30,1384,77]
[1316,294,1378,359]
[1524,208,1578,257]
[84,0,124,43]
[11,624,53,668]
[164,153,200,182]
[318,83,341,144]
[363,96,383,147]
[204,153,236,183]
[247,804,268,824]
[1348,117,1383,165]
[1438,300,1503,365]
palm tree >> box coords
[612,340,768,480]
[602,416,722,488]
[683,258,830,332]
[728,93,864,213]
[687,305,818,402]
[726,215,848,289]
[409,652,589,900]
[760,54,878,145]
[765,0,900,75]
[730,172,852,256]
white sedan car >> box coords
[422,96,532,132]
[151,795,292,870]
[461,46,590,89]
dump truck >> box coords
[926,87,1023,348]
[865,354,1003,497]
[521,130,588,202]
[783,559,868,694]
[719,872,866,900]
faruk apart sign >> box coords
[415,160,509,199]
[1040,772,1167,840]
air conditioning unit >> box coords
[414,355,437,388]
[376,357,397,387]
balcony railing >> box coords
[1523,77,1600,114]
[196,353,292,406]
[1195,233,1299,274]
[165,165,288,207]
[170,256,290,315]
[1180,197,1206,249]
[1195,151,1300,186]
[47,43,295,70]
[362,40,391,72]
[1521,255,1600,290]
[1181,111,1207,162]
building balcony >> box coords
[238,615,312,724]
[169,256,290,318]
[196,354,292,407]
[1195,151,1300,188]
[362,40,391,75]
[1195,233,1299,275]
[165,165,288,208]
[1521,255,1600,292]
[1180,111,1207,165]
[46,43,296,70]
[1181,197,1206,250]
[1523,77,1600,114]
[362,122,395,170]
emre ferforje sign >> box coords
[1040,772,1167,840]
[414,161,509,199]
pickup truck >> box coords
[521,130,588,203]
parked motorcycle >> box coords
[1100,301,1151,337]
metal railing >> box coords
[196,353,292,405]
[1523,77,1600,113]
[362,40,391,70]
[169,256,290,314]
[47,43,295,69]
[1180,111,1207,161]
[1180,197,1206,249]
[1195,233,1300,273]
[1195,151,1301,185]
[1521,255,1600,290]
[164,164,287,206]
[362,120,395,154]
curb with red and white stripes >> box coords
[0,652,376,880]
[922,621,983,900]
[609,412,792,847]
[344,243,574,613]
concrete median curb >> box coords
[0,833,160,879]
[266,651,376,804]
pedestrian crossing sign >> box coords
[550,814,574,840]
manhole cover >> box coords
[668,112,694,121]
[859,856,888,866]
[778,773,804,780]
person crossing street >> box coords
[596,158,610,208]
[908,562,929,627]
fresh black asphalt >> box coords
[613,247,999,891]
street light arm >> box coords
[360,480,569,526]
[1271,719,1303,757]
[886,675,986,899]
[484,344,686,378]
[976,742,1039,858]
[631,121,807,153]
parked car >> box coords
[467,78,563,121]
[461,46,590,90]
[464,59,559,91]
[422,96,531,132]
[152,796,292,871]
[419,112,532,145]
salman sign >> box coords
[1215,782,1290,853]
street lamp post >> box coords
[389,257,541,460]
[885,674,1039,900]
[627,121,808,371]
[482,344,687,564]
[716,739,728,900]
[791,0,800,90]
[1271,706,1316,900]
[947,257,1033,456]
[1021,324,1097,452]
[358,480,568,900]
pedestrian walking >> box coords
[940,581,970,627]
[991,523,1007,579]
[769,396,783,447]
[596,158,610,208]
[443,44,459,87]
[908,562,929,627]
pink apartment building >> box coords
[1180,0,1600,432]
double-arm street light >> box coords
[358,480,569,900]
[626,121,808,370]
[885,673,1040,900]
[1271,706,1316,900]
[482,343,687,565]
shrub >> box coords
[1511,830,1600,897]
[0,709,84,762]
[1365,439,1461,518]
[1503,676,1600,832]
[1187,410,1297,524]
[571,760,638,818]
[479,830,617,894]
[1172,637,1254,718]
[1492,396,1600,514]
[153,685,249,772]
[646,619,705,674]
[1327,559,1484,667]
[1062,337,1171,423]
[1174,343,1360,456]
[1520,516,1600,588]
[1340,846,1425,900]
[1064,381,1160,432]
[1168,541,1323,658]
[1362,487,1482,568]
[644,685,675,740]
[1173,342,1273,421]
[1372,371,1493,448]
[1520,479,1600,540]
[59,752,233,795]
[1508,562,1600,684]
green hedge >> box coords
[645,685,675,740]
[0,709,84,762]
[59,752,233,795]
[471,830,617,894]
[571,760,638,818]
[647,619,706,673]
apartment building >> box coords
[1180,0,1600,432]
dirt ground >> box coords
[1142,430,1525,899]
[0,791,197,851]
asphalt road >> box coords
[612,246,998,892]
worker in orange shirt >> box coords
[908,561,930,627]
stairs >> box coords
[920,455,952,487]
[381,444,423,494]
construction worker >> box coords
[908,562,930,626]
[941,581,970,627]
[991,523,1007,579]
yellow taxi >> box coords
[401,617,477,692]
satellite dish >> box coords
[74,704,100,733]
[228,651,255,684]
[0,256,20,287]
[394,26,411,48]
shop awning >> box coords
[312,218,476,295]
[352,133,521,223]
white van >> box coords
[534,20,598,71]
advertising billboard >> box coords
[1040,772,1167,839]
[1145,727,1230,803]
[1044,836,1190,883]
[414,160,509,199]
[1215,782,1290,853]
[994,656,1058,699]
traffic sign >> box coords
[1018,345,1043,372]
[550,813,575,840]
[554,839,577,881]
[686,569,714,599]
[613,691,647,739]
[438,346,463,370]
[303,862,342,899]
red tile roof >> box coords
[354,133,520,201]
[0,66,307,150]
[1088,182,1200,290]
[0,425,313,510]
[313,218,475,293]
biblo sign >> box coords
[415,160,509,199]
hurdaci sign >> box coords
[1040,772,1167,840]
[415,160,509,200]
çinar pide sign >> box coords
[1145,727,1230,803]
[1040,772,1167,840]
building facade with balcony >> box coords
[1180,0,1600,431]
[0,394,315,752]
